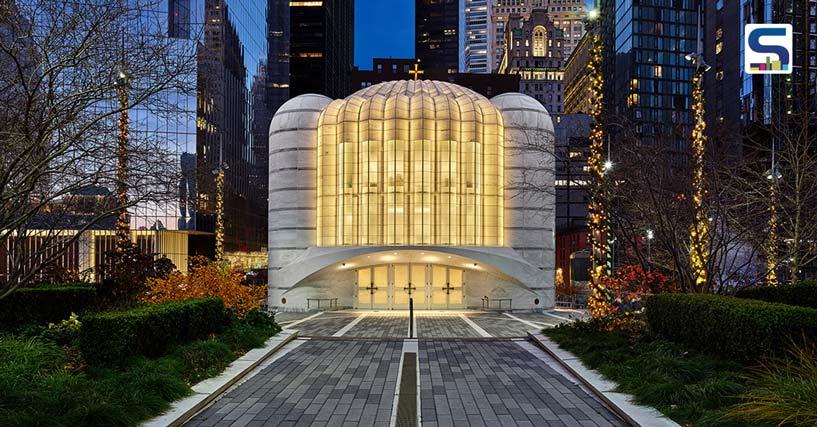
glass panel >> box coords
[411,264,427,309]
[448,268,464,308]
[393,264,410,307]
[373,266,389,307]
[317,83,504,247]
[431,265,448,306]
[357,268,371,306]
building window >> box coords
[533,25,546,57]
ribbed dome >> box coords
[348,79,489,102]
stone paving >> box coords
[292,314,359,336]
[185,310,623,427]
[419,340,623,427]
[465,313,534,337]
[345,314,409,338]
[187,340,402,427]
[417,316,480,338]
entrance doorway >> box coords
[356,264,465,310]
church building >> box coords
[268,80,555,310]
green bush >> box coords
[645,294,817,360]
[736,281,817,310]
[0,286,97,325]
[79,298,226,366]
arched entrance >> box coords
[356,263,465,310]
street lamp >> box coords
[646,229,654,270]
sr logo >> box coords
[745,24,793,74]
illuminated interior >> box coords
[316,80,504,247]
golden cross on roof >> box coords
[408,62,424,81]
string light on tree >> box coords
[686,2,710,289]
[584,11,615,321]
[114,61,132,255]
[765,151,782,285]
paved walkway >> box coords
[187,310,622,427]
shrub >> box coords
[0,286,97,325]
[722,340,817,425]
[736,281,817,310]
[645,293,817,360]
[141,256,265,318]
[79,298,225,365]
[591,264,672,331]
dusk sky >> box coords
[354,0,597,69]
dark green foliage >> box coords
[645,294,817,360]
[721,340,817,426]
[545,324,749,426]
[219,310,282,352]
[0,309,279,426]
[79,298,226,365]
[0,286,97,325]
[736,281,817,310]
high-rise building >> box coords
[498,8,567,116]
[727,0,816,127]
[564,31,593,114]
[196,0,268,254]
[352,57,521,97]
[462,0,491,72]
[267,0,290,114]
[599,0,698,161]
[416,0,460,74]
[489,0,585,72]
[289,0,354,99]
[1,0,271,280]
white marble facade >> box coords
[268,81,554,311]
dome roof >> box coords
[269,94,332,135]
[349,80,489,102]
[490,92,553,133]
[320,80,503,132]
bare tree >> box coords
[602,114,767,293]
[0,0,198,298]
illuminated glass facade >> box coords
[316,81,504,247]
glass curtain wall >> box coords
[317,81,504,247]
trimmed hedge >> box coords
[79,298,226,365]
[0,286,97,324]
[645,293,817,360]
[735,281,817,310]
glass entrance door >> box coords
[392,264,411,309]
[357,266,390,309]
[357,263,464,309]
[447,268,464,308]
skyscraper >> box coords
[489,0,586,72]
[599,0,698,161]
[499,8,567,116]
[289,0,354,99]
[462,0,491,73]
[416,0,460,74]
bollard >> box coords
[409,297,414,338]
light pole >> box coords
[685,0,710,289]
[646,229,654,270]
[114,60,132,255]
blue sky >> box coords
[354,0,597,70]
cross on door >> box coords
[442,282,455,295]
[364,282,378,295]
[404,282,417,295]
